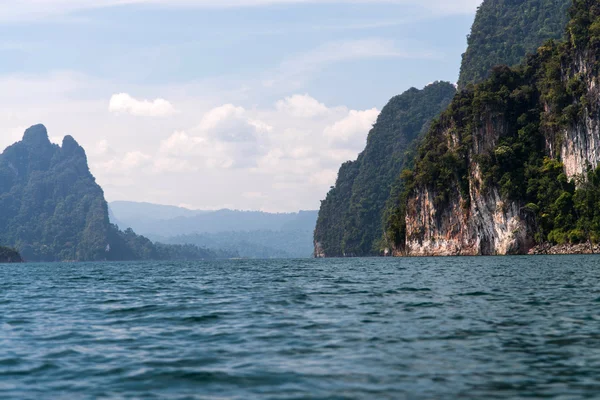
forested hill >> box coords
[314,82,456,257]
[0,125,225,262]
[458,0,570,89]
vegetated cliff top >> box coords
[458,0,570,89]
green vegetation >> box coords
[389,0,600,249]
[314,82,456,256]
[0,246,22,263]
[0,125,225,262]
[458,0,570,89]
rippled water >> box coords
[2,257,600,399]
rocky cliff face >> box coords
[401,109,534,256]
[396,0,600,256]
[558,50,600,178]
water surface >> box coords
[2,256,600,399]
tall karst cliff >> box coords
[0,125,220,261]
[389,0,600,256]
[458,0,571,89]
[314,82,456,257]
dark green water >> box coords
[2,256,600,399]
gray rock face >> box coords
[559,51,600,179]
[403,114,533,256]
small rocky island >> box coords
[0,246,22,263]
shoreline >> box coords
[528,243,597,255]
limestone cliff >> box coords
[399,93,537,256]
[557,48,600,178]
[393,0,600,256]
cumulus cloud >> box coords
[150,94,380,189]
[109,93,177,117]
[93,150,152,176]
[324,108,379,148]
[197,104,271,142]
[275,94,330,118]
[158,104,272,170]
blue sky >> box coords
[0,0,482,211]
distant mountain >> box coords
[0,125,226,262]
[457,0,570,89]
[314,82,456,257]
[110,201,208,222]
[109,202,318,259]
[109,202,317,236]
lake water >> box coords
[2,256,600,399]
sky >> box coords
[0,0,483,212]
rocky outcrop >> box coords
[313,241,326,258]
[529,242,598,255]
[0,247,22,263]
[558,50,600,179]
[403,112,534,256]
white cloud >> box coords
[158,104,271,170]
[148,93,380,202]
[94,150,152,173]
[123,151,152,168]
[0,125,27,152]
[109,93,177,117]
[324,108,379,148]
[243,191,266,199]
[276,94,330,118]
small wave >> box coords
[0,362,58,377]
[0,358,21,366]
[458,291,491,297]
[45,349,81,359]
[108,305,161,315]
[181,314,220,323]
[404,302,443,308]
[396,287,432,292]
